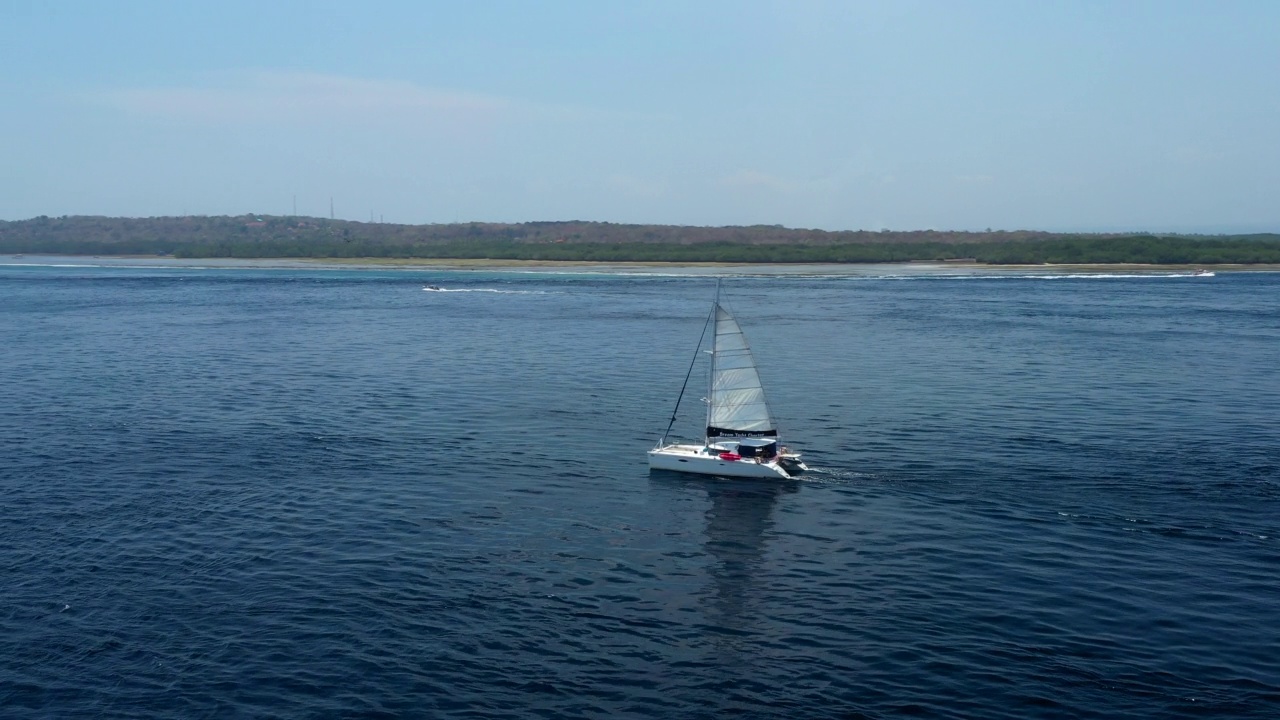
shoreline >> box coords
[4,254,1280,274]
[296,258,1279,272]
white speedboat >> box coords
[649,283,807,480]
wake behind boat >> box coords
[649,283,807,479]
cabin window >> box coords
[736,440,777,458]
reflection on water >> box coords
[703,479,796,630]
[653,473,799,639]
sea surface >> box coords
[2,259,1277,719]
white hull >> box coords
[648,444,805,480]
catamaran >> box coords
[648,283,807,479]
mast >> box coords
[705,279,721,440]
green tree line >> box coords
[157,236,1280,264]
[2,215,1278,264]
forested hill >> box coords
[2,215,1279,264]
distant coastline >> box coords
[6,254,1280,276]
[2,215,1279,265]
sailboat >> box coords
[648,283,807,479]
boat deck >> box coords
[649,443,798,479]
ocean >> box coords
[1,259,1277,718]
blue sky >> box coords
[2,0,1277,231]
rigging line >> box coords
[659,299,716,446]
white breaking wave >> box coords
[422,287,549,294]
[854,272,1218,281]
[1014,272,1213,280]
[443,268,1229,281]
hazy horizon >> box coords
[3,1,1277,233]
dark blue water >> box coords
[2,261,1277,718]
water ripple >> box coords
[1,267,1278,718]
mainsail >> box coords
[706,303,777,438]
